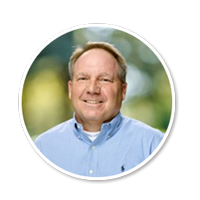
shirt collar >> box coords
[70,112,123,145]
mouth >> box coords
[83,100,103,104]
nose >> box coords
[87,79,100,95]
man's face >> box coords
[68,49,127,128]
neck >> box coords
[74,115,103,132]
[74,112,120,132]
[81,121,102,132]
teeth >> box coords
[85,100,101,104]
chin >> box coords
[81,111,103,121]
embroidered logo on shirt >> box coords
[121,165,125,172]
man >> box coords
[35,42,164,177]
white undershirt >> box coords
[84,130,100,142]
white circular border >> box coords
[18,23,176,181]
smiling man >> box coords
[35,42,164,177]
[68,48,127,132]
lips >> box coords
[84,100,103,104]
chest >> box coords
[49,137,147,177]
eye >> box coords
[78,77,88,81]
[101,78,111,82]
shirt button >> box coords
[89,170,93,174]
[92,146,95,150]
[77,125,80,129]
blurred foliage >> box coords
[22,27,172,141]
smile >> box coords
[84,100,103,104]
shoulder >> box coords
[34,119,73,146]
[118,115,165,156]
[121,116,164,140]
[120,116,164,153]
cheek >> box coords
[103,88,118,102]
[70,85,85,100]
[110,88,124,103]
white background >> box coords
[1,0,200,199]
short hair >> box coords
[68,42,127,83]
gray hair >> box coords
[68,42,127,83]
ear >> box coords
[122,83,127,100]
[68,80,72,99]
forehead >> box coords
[74,49,119,74]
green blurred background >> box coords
[22,27,172,141]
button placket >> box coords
[86,144,99,176]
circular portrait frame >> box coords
[19,23,175,180]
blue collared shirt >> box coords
[34,112,164,177]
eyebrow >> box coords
[75,72,113,78]
[99,73,112,78]
[75,72,89,77]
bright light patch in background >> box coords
[124,64,154,102]
[84,27,115,40]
